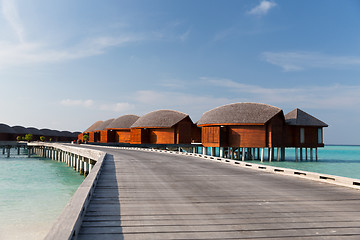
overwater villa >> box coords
[130,110,200,145]
[79,102,327,161]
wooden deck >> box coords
[77,147,360,239]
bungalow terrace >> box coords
[105,115,140,143]
[130,110,199,145]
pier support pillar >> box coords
[220,147,224,158]
[79,157,84,175]
[300,148,303,161]
[305,148,308,161]
[242,148,245,161]
[202,147,207,155]
[310,148,313,161]
[277,147,280,162]
[211,147,215,156]
[295,148,298,162]
[2,147,4,155]
[261,148,264,162]
[269,148,273,162]
[7,147,10,158]
[17,147,20,155]
[84,158,89,176]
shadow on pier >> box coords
[77,154,124,240]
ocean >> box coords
[0,147,84,240]
[0,145,359,239]
[256,145,360,179]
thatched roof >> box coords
[106,115,140,129]
[197,103,282,126]
[131,110,188,128]
[12,126,29,134]
[26,127,43,135]
[84,121,104,132]
[0,123,16,134]
[94,118,115,131]
[285,108,328,127]
[40,128,62,137]
[60,131,74,137]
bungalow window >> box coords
[318,128,323,144]
[300,128,305,144]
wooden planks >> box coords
[77,148,360,240]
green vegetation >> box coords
[40,136,45,142]
[25,134,33,142]
[16,136,22,141]
[82,134,89,142]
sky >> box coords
[1,0,360,144]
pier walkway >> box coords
[77,146,360,239]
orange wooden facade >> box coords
[201,112,286,148]
[130,117,198,145]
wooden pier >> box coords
[65,146,360,240]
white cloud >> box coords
[203,77,360,110]
[248,1,277,16]
[60,99,94,108]
[0,0,143,69]
[0,35,141,69]
[262,51,360,71]
[2,0,24,42]
[99,102,135,112]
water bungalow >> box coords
[284,108,328,161]
[105,115,140,143]
[130,110,199,145]
[0,124,17,141]
[1,124,79,143]
[197,103,327,161]
[77,102,327,161]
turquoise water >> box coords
[250,145,360,179]
[0,148,84,240]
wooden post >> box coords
[7,147,10,158]
[252,148,255,161]
[202,147,207,155]
[261,148,264,162]
[300,147,303,161]
[220,147,224,158]
[277,148,280,161]
[242,147,245,161]
[17,147,20,155]
[305,148,308,161]
[310,148,313,161]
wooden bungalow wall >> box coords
[267,113,285,148]
[285,126,324,148]
[88,132,95,142]
[115,129,131,143]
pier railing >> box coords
[89,144,360,190]
[28,143,106,240]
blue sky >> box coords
[1,0,360,144]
